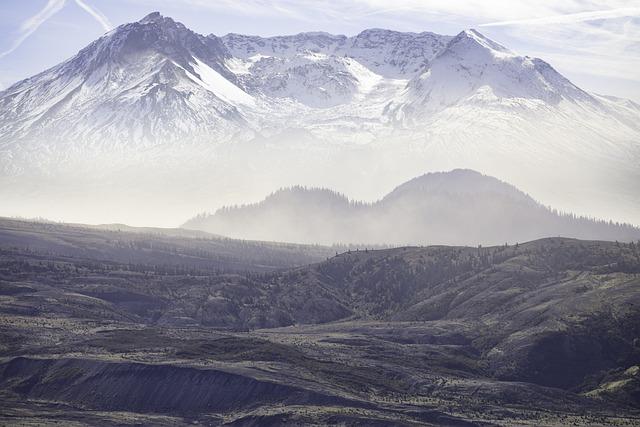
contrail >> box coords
[0,0,67,58]
[480,7,640,27]
[74,0,113,32]
[0,0,113,59]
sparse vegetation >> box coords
[1,219,639,425]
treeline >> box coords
[311,239,640,318]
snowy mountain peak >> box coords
[0,13,255,149]
[139,11,165,24]
[71,11,230,75]
[391,26,598,118]
[453,29,512,55]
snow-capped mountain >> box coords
[398,29,591,114]
[0,12,256,151]
[6,11,630,150]
[0,12,639,227]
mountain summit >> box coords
[0,12,250,151]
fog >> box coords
[2,10,639,242]
[1,128,638,242]
[184,169,640,246]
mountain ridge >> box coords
[184,169,640,245]
[1,11,635,148]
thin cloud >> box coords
[0,0,67,59]
[0,0,112,59]
[355,5,437,18]
[480,7,640,27]
[74,0,113,32]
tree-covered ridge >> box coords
[185,170,640,245]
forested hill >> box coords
[0,217,336,273]
[184,170,640,245]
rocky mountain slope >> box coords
[184,169,640,245]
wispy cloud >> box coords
[0,0,66,58]
[480,7,640,27]
[74,0,113,31]
[0,0,112,59]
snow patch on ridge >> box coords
[344,58,383,94]
[460,29,512,57]
[189,57,255,107]
[225,58,252,75]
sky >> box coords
[0,0,639,102]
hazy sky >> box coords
[1,0,640,101]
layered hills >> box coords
[0,218,639,425]
[184,169,640,245]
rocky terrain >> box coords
[1,218,639,425]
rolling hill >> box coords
[0,220,639,425]
[184,169,640,245]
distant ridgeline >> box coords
[184,170,640,246]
